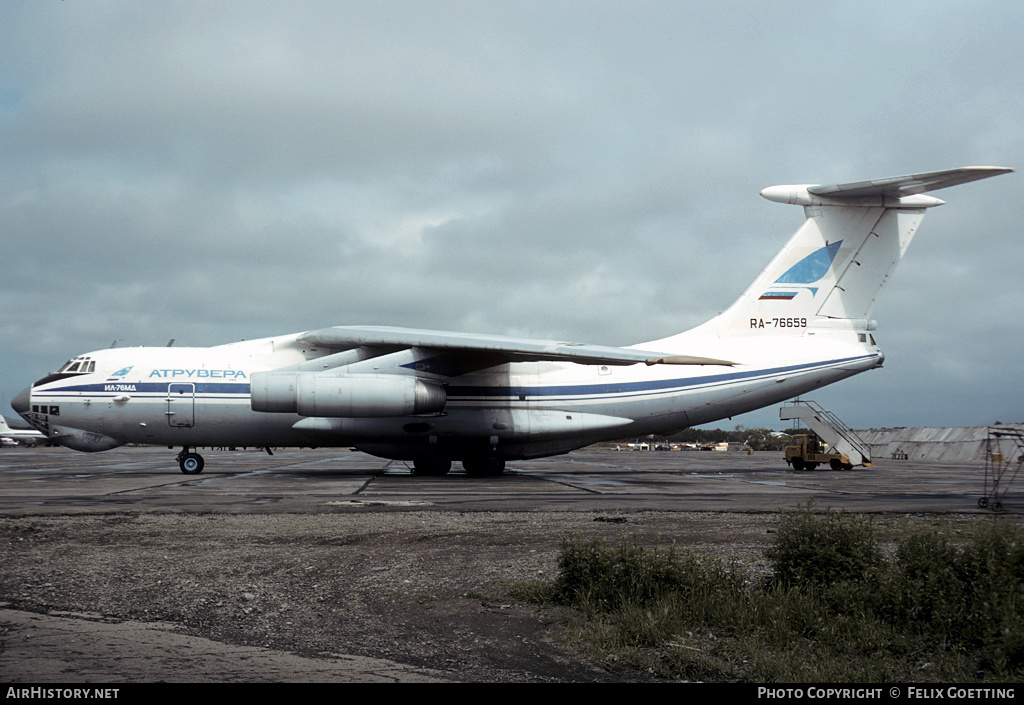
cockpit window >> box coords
[33,356,98,388]
[57,357,95,374]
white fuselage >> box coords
[20,328,879,460]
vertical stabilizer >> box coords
[704,166,1011,338]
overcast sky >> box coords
[2,0,1021,431]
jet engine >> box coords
[250,371,446,417]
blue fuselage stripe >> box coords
[42,382,251,395]
[447,355,874,398]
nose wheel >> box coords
[177,447,205,474]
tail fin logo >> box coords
[759,240,842,300]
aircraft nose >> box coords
[11,386,30,416]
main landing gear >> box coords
[410,455,506,477]
[412,456,452,476]
[177,447,205,474]
[462,456,505,477]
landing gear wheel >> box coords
[179,452,204,474]
[463,457,505,477]
[978,497,990,509]
[412,457,452,476]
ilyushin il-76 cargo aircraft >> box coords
[12,166,1012,476]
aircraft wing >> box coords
[298,325,735,369]
[807,166,1013,199]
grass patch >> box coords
[509,502,1024,682]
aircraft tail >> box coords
[701,167,1011,339]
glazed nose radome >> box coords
[11,386,30,416]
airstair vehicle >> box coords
[779,400,873,470]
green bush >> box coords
[892,521,1024,674]
[511,510,1024,681]
[886,531,971,639]
[550,534,693,612]
[765,500,883,589]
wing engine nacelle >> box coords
[250,371,446,417]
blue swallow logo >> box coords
[775,240,843,284]
[759,240,842,300]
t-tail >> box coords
[687,166,1012,342]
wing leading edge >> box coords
[299,325,735,368]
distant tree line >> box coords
[660,425,795,451]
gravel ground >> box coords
[0,509,780,682]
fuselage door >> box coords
[166,383,195,427]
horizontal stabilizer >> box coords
[808,166,1013,199]
[761,166,1012,207]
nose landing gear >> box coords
[177,447,205,474]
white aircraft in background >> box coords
[0,415,47,446]
[12,166,1011,475]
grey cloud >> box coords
[2,0,1021,428]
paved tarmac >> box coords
[0,444,1013,515]
[1,444,1015,684]
[0,607,449,684]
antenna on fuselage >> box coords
[167,339,175,347]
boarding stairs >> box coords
[779,400,873,467]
